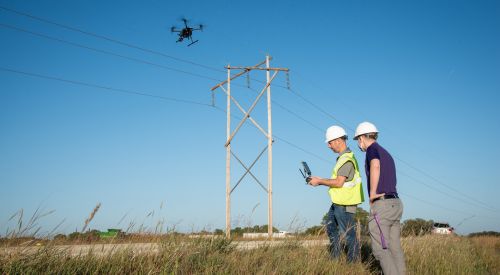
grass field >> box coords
[1,234,499,274]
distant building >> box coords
[243,231,290,239]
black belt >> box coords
[371,194,399,203]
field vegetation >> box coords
[1,234,499,274]
[2,207,499,274]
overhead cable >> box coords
[2,5,496,213]
[0,66,212,107]
[0,5,224,73]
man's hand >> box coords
[369,193,385,207]
[308,176,346,188]
[308,176,322,186]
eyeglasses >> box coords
[328,136,347,145]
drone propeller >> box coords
[179,17,189,27]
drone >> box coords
[171,18,203,46]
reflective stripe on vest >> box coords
[328,152,365,205]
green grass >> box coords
[1,235,499,274]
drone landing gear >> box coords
[188,40,199,46]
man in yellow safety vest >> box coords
[309,125,365,262]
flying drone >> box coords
[171,18,204,46]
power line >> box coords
[0,66,212,107]
[0,20,328,165]
[3,38,492,212]
[273,78,499,213]
[1,66,332,185]
[213,84,491,215]
[0,22,222,83]
[0,9,322,137]
[2,5,497,232]
[2,5,496,214]
[395,156,498,212]
[280,72,500,212]
[398,191,476,217]
[211,105,330,164]
[0,4,288,94]
[397,169,496,212]
[0,21,262,94]
[4,65,498,218]
[245,87,324,133]
[0,66,327,165]
[274,135,331,164]
[216,91,497,215]
[248,76,350,130]
[0,5,224,74]
[400,192,495,221]
[289,87,353,131]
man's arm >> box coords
[369,158,385,202]
[309,175,346,187]
[308,161,353,188]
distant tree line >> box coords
[212,208,372,237]
[298,209,437,238]
[53,229,126,243]
[468,231,500,237]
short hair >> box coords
[364,133,378,140]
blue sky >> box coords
[1,0,499,236]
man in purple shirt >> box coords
[354,122,406,275]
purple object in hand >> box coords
[374,213,388,249]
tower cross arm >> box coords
[225,66,289,72]
[210,58,270,91]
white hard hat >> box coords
[325,125,347,143]
[354,122,378,140]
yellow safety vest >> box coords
[328,152,365,205]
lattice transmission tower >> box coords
[211,55,289,238]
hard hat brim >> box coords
[325,135,348,143]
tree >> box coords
[53,234,67,241]
[68,231,81,241]
[304,225,325,236]
[82,229,100,242]
[402,218,434,237]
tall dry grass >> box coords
[2,207,499,274]
[469,236,500,274]
[403,234,500,274]
[2,234,499,274]
[1,236,368,274]
[81,203,101,233]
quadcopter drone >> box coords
[171,18,203,46]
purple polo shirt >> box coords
[365,142,398,196]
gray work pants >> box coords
[369,198,406,275]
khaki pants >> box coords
[369,198,406,275]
